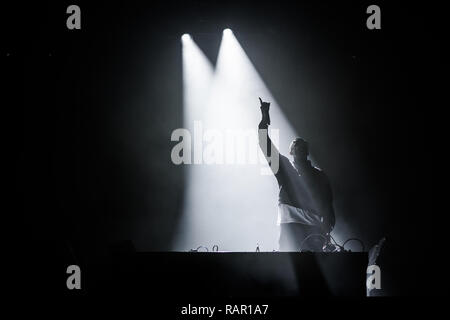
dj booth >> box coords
[86,252,368,297]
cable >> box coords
[329,234,339,245]
[329,235,365,252]
[298,233,327,252]
[329,234,345,251]
[189,245,209,252]
[342,238,365,251]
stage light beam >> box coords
[174,31,300,252]
[181,34,214,126]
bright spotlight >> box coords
[180,34,214,129]
[174,28,346,254]
[223,28,233,36]
[173,29,299,252]
[181,34,191,42]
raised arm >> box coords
[258,97,274,156]
[258,98,281,174]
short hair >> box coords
[289,137,308,155]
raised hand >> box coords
[259,97,270,111]
[259,97,271,125]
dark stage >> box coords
[74,251,368,297]
[6,0,444,313]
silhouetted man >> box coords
[258,98,335,251]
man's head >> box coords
[289,137,309,160]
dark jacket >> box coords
[258,121,335,231]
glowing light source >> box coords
[223,28,233,36]
[181,33,191,42]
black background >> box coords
[5,0,444,299]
